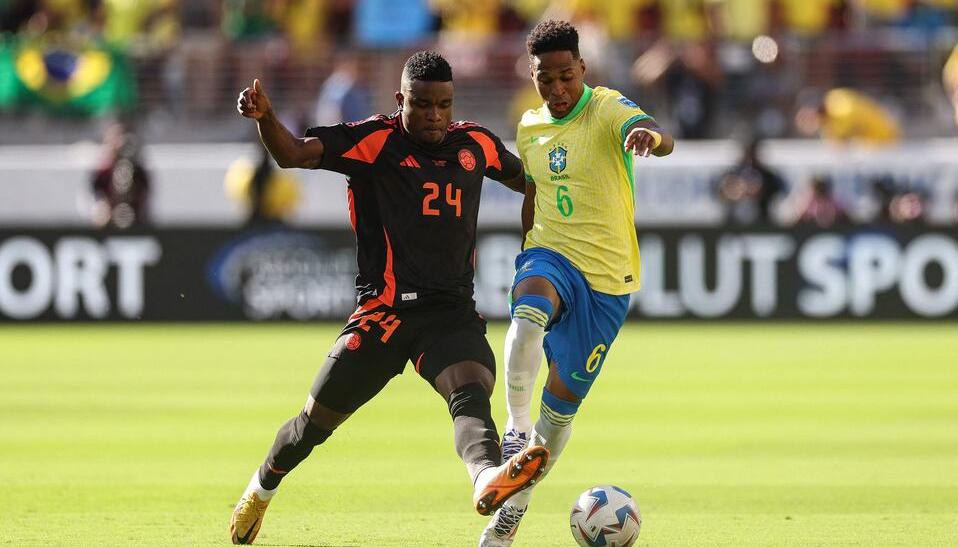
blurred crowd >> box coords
[1,0,957,140]
[3,1,958,229]
[714,137,955,229]
[4,1,958,47]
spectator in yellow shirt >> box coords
[705,0,770,42]
[944,44,958,127]
[772,0,842,36]
[430,0,500,39]
[797,88,901,145]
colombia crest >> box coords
[458,149,476,171]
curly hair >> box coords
[402,50,453,82]
[526,20,579,58]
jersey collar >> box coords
[544,84,593,125]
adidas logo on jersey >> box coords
[400,155,421,168]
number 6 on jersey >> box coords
[557,185,574,217]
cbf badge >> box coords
[548,144,567,174]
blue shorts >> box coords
[513,247,631,400]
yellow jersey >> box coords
[822,88,900,145]
[517,85,650,295]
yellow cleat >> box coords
[230,491,270,545]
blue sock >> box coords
[541,389,580,425]
[511,294,554,329]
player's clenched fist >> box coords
[237,78,272,120]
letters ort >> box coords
[0,236,161,320]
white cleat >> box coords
[500,428,530,461]
[478,504,527,547]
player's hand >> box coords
[624,127,662,158]
[237,79,272,121]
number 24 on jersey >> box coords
[422,182,462,217]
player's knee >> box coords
[511,294,554,339]
[305,397,350,431]
[446,381,491,418]
[544,366,583,404]
[435,361,495,399]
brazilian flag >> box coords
[0,36,136,116]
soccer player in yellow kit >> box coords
[480,20,674,547]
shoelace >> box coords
[501,431,528,460]
[493,505,527,537]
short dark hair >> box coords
[526,20,579,58]
[402,51,453,83]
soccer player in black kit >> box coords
[229,51,549,545]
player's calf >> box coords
[229,411,333,544]
[529,390,577,477]
[258,410,333,490]
[447,381,502,482]
[504,294,554,433]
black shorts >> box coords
[310,297,496,414]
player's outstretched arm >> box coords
[237,79,325,169]
[624,118,674,158]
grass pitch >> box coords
[1,323,956,546]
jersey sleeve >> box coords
[304,116,394,176]
[461,126,522,182]
[599,90,653,144]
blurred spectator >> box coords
[716,138,786,225]
[892,0,955,34]
[90,120,150,229]
[856,0,910,24]
[633,39,723,138]
[225,147,301,226]
[100,0,180,53]
[795,175,849,228]
[325,0,353,38]
[354,0,434,47]
[944,43,958,128]
[430,0,500,40]
[889,189,928,224]
[796,88,901,145]
[706,0,769,43]
[37,0,95,33]
[568,0,648,42]
[870,176,896,223]
[274,0,327,55]
[221,0,278,41]
[772,0,845,36]
[314,54,370,125]
[867,175,928,224]
[0,0,41,33]
[660,0,709,42]
[430,0,502,77]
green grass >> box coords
[1,323,956,546]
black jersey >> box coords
[306,113,522,308]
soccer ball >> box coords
[569,485,642,547]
